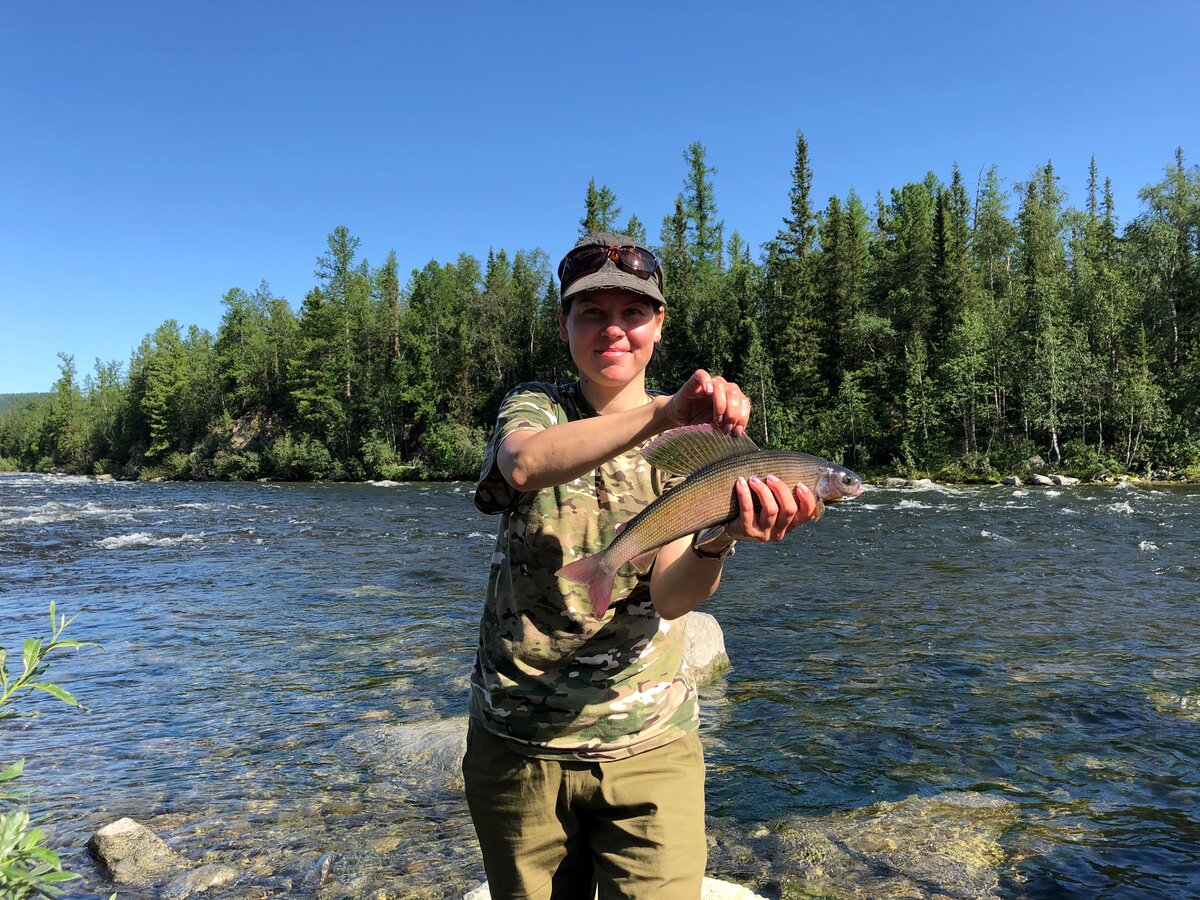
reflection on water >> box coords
[2,473,1199,898]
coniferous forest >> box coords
[3,136,1199,483]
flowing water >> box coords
[1,473,1198,898]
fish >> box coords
[556,424,864,619]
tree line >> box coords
[2,136,1198,482]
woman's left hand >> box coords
[725,477,821,543]
[664,369,752,435]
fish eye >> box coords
[842,474,855,486]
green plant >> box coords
[1,603,97,897]
[420,422,485,480]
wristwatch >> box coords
[691,526,736,560]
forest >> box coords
[2,135,1198,483]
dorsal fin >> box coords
[642,424,759,476]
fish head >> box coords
[815,465,864,501]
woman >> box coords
[464,232,819,899]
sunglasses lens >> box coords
[615,247,656,275]
[559,245,662,294]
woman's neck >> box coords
[578,375,650,415]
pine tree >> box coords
[579,179,623,236]
[764,131,825,446]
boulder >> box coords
[339,717,470,791]
[683,610,730,684]
[708,790,1021,899]
[93,473,116,483]
[1049,474,1080,486]
[1001,476,1022,486]
[464,876,765,899]
[1030,474,1054,486]
[87,817,186,884]
[883,477,909,488]
[161,863,240,899]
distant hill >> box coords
[0,393,48,416]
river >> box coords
[1,473,1198,898]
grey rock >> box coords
[883,477,909,488]
[301,852,334,888]
[1030,473,1055,486]
[711,790,1021,899]
[1001,476,1022,486]
[339,717,469,791]
[1049,474,1080,486]
[93,473,116,482]
[683,610,730,684]
[464,876,765,899]
[86,817,186,884]
[1028,454,1046,467]
[161,863,240,899]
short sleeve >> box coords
[473,383,562,514]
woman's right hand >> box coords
[663,369,751,435]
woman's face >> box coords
[559,289,664,388]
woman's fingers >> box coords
[728,478,820,543]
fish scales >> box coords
[603,450,839,566]
[556,425,862,619]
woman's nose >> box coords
[602,320,625,337]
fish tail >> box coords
[556,555,616,619]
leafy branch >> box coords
[1,602,100,898]
[0,601,97,718]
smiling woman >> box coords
[460,231,823,898]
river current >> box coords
[1,473,1198,898]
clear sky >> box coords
[2,1,1197,392]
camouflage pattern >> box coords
[471,382,698,761]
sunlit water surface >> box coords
[1,473,1198,898]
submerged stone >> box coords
[87,816,186,884]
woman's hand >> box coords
[663,369,751,435]
[725,477,820,543]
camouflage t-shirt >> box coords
[470,381,698,761]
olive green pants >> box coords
[462,723,706,900]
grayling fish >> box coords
[556,424,863,618]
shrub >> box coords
[265,434,333,480]
[213,450,262,481]
[420,423,486,480]
[1,603,97,897]
[1061,439,1122,481]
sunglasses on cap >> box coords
[557,244,664,295]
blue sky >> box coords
[2,1,1197,392]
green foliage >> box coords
[1,603,97,898]
[420,422,485,480]
[3,150,1200,482]
[265,433,334,480]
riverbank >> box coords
[8,467,1200,488]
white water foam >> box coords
[96,532,205,550]
[2,501,134,526]
[896,499,935,510]
[1138,541,1160,552]
[1107,501,1135,515]
[980,530,1012,542]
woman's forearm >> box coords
[499,396,673,491]
[648,537,725,621]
